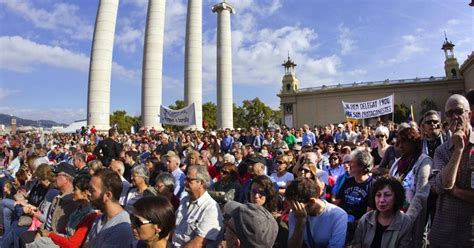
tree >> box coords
[394,103,409,123]
[420,98,438,115]
[202,102,217,130]
[109,110,140,134]
[241,97,274,129]
[169,100,186,110]
[233,104,247,129]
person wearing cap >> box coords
[334,124,345,144]
[21,162,80,245]
[172,165,224,247]
[223,201,278,248]
[286,177,347,248]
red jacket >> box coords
[49,212,99,248]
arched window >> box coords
[286,84,291,91]
[451,68,457,78]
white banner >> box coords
[342,95,394,119]
[160,103,196,126]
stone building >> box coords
[278,38,474,127]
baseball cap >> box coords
[245,155,266,165]
[224,201,278,247]
[53,162,77,178]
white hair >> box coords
[223,153,235,163]
[375,126,389,137]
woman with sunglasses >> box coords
[249,175,278,214]
[270,155,294,195]
[371,126,391,167]
[209,163,241,204]
[389,127,432,248]
[131,196,175,248]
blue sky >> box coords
[0,0,472,124]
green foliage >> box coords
[109,99,281,132]
[109,110,140,134]
[202,102,217,130]
[240,97,275,129]
[394,103,409,123]
[420,98,438,115]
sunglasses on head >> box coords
[131,215,154,228]
[446,108,467,118]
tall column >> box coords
[87,0,119,131]
[212,2,235,130]
[142,0,166,130]
[184,0,203,130]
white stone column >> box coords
[142,0,166,130]
[184,0,203,130]
[212,2,235,130]
[87,0,119,131]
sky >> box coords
[0,0,473,124]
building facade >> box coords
[278,39,474,127]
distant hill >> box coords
[0,114,67,128]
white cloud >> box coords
[0,36,138,81]
[338,24,356,55]
[0,88,20,100]
[379,34,427,65]
[0,0,93,40]
[115,25,143,53]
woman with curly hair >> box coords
[353,176,412,248]
[249,175,278,213]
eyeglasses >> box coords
[251,188,266,197]
[298,168,311,173]
[330,157,338,161]
[131,215,154,228]
[343,161,351,164]
[186,177,200,183]
[424,120,440,125]
[376,135,386,139]
[276,161,285,164]
[221,170,230,175]
[446,108,468,118]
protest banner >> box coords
[342,95,394,119]
[160,103,196,126]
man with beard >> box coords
[85,169,133,248]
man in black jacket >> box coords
[93,128,122,166]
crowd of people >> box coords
[0,93,473,248]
